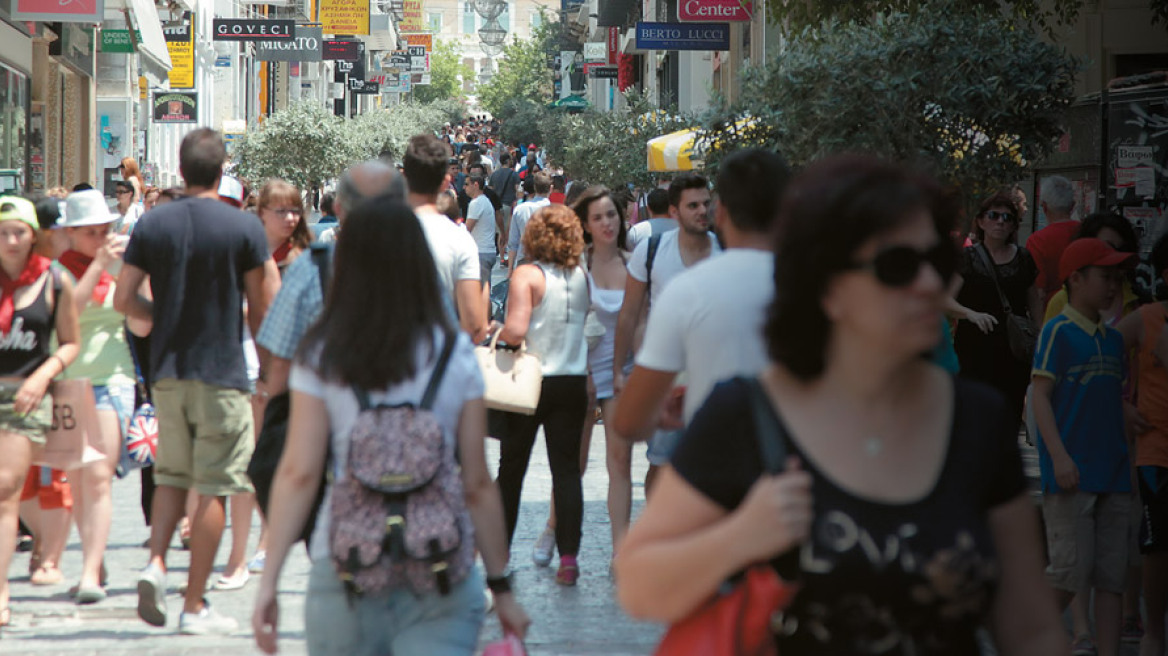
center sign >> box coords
[678,0,752,21]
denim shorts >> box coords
[93,383,135,435]
[646,429,684,466]
[305,559,485,656]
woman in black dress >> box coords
[951,193,1043,427]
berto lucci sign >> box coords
[678,0,751,21]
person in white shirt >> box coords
[625,188,673,251]
[403,135,488,343]
[464,175,497,282]
[612,172,720,494]
[507,172,552,273]
[614,148,791,447]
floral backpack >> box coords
[329,333,475,597]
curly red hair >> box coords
[522,205,584,268]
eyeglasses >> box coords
[115,189,132,196]
[983,210,1017,223]
[266,207,302,216]
[850,243,957,288]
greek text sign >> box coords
[153,92,197,123]
[678,0,751,21]
[635,21,730,50]
[321,0,370,35]
[257,26,323,61]
[213,19,295,41]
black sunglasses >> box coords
[851,243,957,288]
[983,210,1017,223]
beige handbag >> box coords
[475,330,543,415]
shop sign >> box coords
[635,21,730,50]
[13,0,103,23]
[320,0,370,35]
[583,42,606,62]
[153,92,198,123]
[588,65,618,79]
[399,0,425,32]
[212,19,295,41]
[348,79,379,94]
[164,17,192,42]
[257,26,324,61]
[323,40,361,60]
[167,38,195,87]
[49,24,94,75]
[607,27,619,64]
[401,32,432,49]
[101,29,141,53]
[678,0,752,22]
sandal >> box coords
[0,606,10,627]
[30,566,64,586]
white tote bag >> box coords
[475,330,543,415]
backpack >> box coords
[329,333,475,598]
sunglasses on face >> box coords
[851,243,957,288]
[116,189,132,196]
[983,210,1017,223]
[266,207,302,216]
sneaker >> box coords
[1122,616,1144,643]
[556,555,579,586]
[1071,636,1097,656]
[211,570,249,591]
[136,563,167,627]
[75,585,107,605]
[247,551,266,574]
[532,527,555,568]
[178,599,239,635]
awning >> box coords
[548,95,590,111]
[597,0,636,27]
[648,128,698,172]
[121,0,172,80]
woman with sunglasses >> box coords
[950,193,1043,428]
[615,156,1065,654]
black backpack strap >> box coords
[311,242,333,299]
[352,387,373,412]
[420,332,457,410]
[645,232,663,302]
[744,377,788,474]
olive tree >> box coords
[232,101,359,193]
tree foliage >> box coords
[351,101,459,161]
[699,2,1082,202]
[411,40,474,104]
[232,101,358,192]
[476,14,558,116]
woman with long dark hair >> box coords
[252,196,527,655]
[615,156,1065,654]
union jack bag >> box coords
[119,329,158,472]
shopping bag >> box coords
[33,379,105,470]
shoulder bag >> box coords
[118,331,159,473]
[653,377,801,656]
[475,328,542,415]
[974,245,1036,364]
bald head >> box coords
[335,161,402,222]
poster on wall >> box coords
[166,14,195,89]
[152,92,198,124]
[560,51,585,97]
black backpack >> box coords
[248,244,333,544]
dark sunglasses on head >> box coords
[983,210,1017,223]
[851,243,957,288]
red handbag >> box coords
[654,377,801,656]
[653,566,797,656]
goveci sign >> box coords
[212,19,295,41]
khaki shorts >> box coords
[1042,491,1132,593]
[152,379,255,496]
[0,382,53,444]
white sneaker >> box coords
[532,526,556,567]
[136,563,167,627]
[247,551,266,574]
[178,599,239,635]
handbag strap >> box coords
[973,244,1015,316]
[352,332,456,412]
[744,377,787,475]
[124,324,150,400]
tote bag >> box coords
[33,379,105,471]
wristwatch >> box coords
[485,571,513,595]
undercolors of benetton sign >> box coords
[635,22,730,50]
[678,0,752,21]
[213,19,296,41]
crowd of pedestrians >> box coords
[3,116,1168,656]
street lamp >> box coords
[478,17,507,47]
[472,0,505,20]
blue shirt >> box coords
[1032,304,1131,494]
[256,251,324,360]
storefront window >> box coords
[0,62,29,191]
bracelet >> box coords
[485,572,512,595]
[51,354,67,373]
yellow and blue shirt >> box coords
[1032,304,1131,494]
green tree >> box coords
[476,13,558,116]
[349,101,454,161]
[232,101,360,193]
[699,2,1081,202]
[411,40,474,103]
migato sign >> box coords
[213,19,296,41]
[678,0,752,21]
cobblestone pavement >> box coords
[2,426,664,655]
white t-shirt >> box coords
[466,194,496,254]
[626,228,721,305]
[290,328,484,561]
[416,207,481,298]
[507,196,551,262]
[636,249,774,424]
[626,217,677,251]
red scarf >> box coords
[0,255,51,333]
[59,249,113,305]
[272,241,293,265]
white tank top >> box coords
[526,262,589,376]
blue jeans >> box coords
[93,383,135,434]
[305,559,485,656]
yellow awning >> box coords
[647,128,698,172]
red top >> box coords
[548,192,566,205]
[1024,220,1079,304]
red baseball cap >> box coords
[1059,237,1136,283]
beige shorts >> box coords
[1042,491,1132,593]
[152,379,255,496]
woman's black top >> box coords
[671,376,1026,655]
[0,269,58,378]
